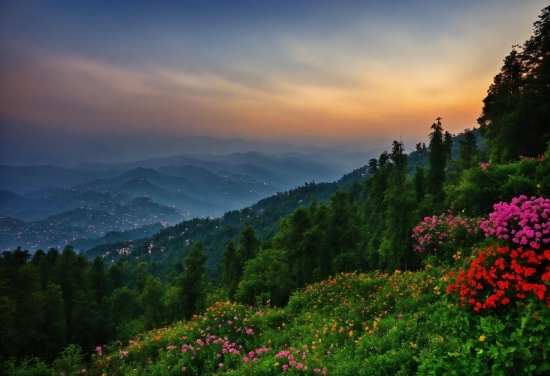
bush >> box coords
[412,212,482,263]
[480,195,550,249]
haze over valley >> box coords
[0,145,361,252]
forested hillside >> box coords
[1,5,550,376]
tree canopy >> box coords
[478,5,550,162]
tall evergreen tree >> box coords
[380,141,417,270]
[478,6,550,161]
[178,241,208,319]
[426,118,451,203]
[413,166,426,203]
[220,241,239,299]
[459,129,479,169]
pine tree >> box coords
[178,241,208,319]
[478,6,550,161]
[426,118,450,204]
[459,129,479,169]
[380,141,417,270]
[220,241,239,299]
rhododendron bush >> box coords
[431,196,550,374]
[480,195,550,248]
[446,245,550,311]
[412,212,482,262]
[447,196,550,311]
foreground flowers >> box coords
[447,245,550,311]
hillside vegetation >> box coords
[1,5,550,376]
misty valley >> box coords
[0,151,346,253]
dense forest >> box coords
[1,5,550,376]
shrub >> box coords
[480,195,550,249]
[447,245,550,311]
[412,212,482,263]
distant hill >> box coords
[0,151,355,252]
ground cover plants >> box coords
[86,266,449,375]
[80,195,550,375]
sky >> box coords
[0,0,548,165]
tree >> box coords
[221,227,260,300]
[139,276,166,329]
[413,166,426,203]
[235,248,295,307]
[274,206,316,285]
[379,141,418,270]
[426,118,451,204]
[326,191,363,273]
[478,6,550,162]
[40,283,67,359]
[220,241,240,299]
[459,129,479,169]
[238,226,260,262]
[108,286,140,339]
[178,241,208,319]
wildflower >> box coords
[479,335,485,342]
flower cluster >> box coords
[480,195,550,248]
[412,212,481,255]
[479,161,490,170]
[447,245,550,312]
[275,348,327,374]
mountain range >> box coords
[0,150,370,252]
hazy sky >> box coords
[1,0,548,157]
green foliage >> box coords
[379,140,418,270]
[178,241,208,319]
[478,6,550,162]
[426,118,451,204]
[235,248,296,307]
[220,241,239,299]
[459,129,479,169]
[446,156,549,216]
[52,344,86,376]
[140,276,167,329]
[0,358,52,376]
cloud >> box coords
[1,0,548,151]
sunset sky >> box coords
[0,0,548,164]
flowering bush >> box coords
[412,212,482,262]
[447,245,550,312]
[480,195,550,248]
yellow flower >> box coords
[479,335,485,342]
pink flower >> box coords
[243,356,249,363]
